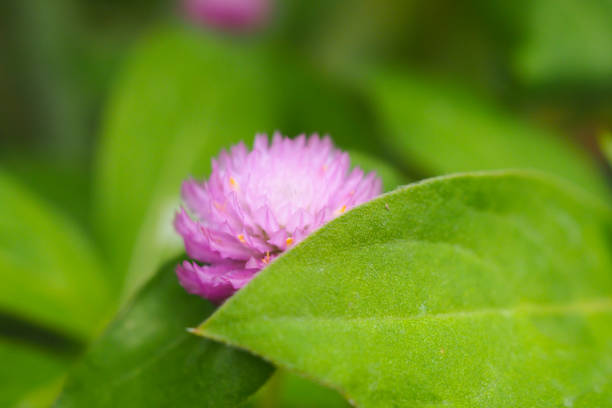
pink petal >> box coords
[174,133,383,302]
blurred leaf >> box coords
[276,372,351,408]
[276,62,382,155]
[246,370,350,408]
[56,258,273,407]
[349,150,409,192]
[0,171,111,339]
[198,171,612,407]
[0,0,89,159]
[13,376,65,408]
[0,154,91,229]
[0,339,67,408]
[600,131,612,166]
[515,0,612,85]
[368,72,610,197]
[94,26,282,298]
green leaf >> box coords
[349,150,409,192]
[515,0,612,85]
[599,131,612,167]
[368,72,610,198]
[0,339,67,408]
[0,171,111,339]
[0,154,91,230]
[275,372,351,408]
[56,258,273,408]
[198,171,612,408]
[94,26,282,297]
[13,376,66,408]
[245,370,350,408]
[277,64,383,156]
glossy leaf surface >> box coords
[56,259,273,407]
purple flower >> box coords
[175,133,382,303]
[183,0,271,32]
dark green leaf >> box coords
[277,64,382,156]
[0,171,111,339]
[0,154,91,230]
[600,132,612,167]
[368,72,609,198]
[0,339,67,408]
[198,171,612,407]
[56,258,273,408]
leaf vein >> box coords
[263,298,612,324]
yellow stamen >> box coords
[286,237,294,246]
[229,177,239,191]
[237,234,245,243]
[334,204,347,217]
[262,251,271,265]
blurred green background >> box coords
[1,0,611,406]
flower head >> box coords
[183,0,271,32]
[175,133,382,303]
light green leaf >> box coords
[0,339,67,408]
[245,370,350,408]
[56,258,273,408]
[0,171,111,339]
[261,371,351,408]
[198,171,612,407]
[274,372,351,408]
[94,26,282,298]
[368,72,609,198]
[13,376,65,408]
[515,0,612,85]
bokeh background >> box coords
[1,0,611,406]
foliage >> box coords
[0,340,67,408]
[2,1,612,406]
[600,132,612,167]
[56,259,272,408]
[368,72,609,198]
[94,27,282,297]
[198,171,612,407]
[0,171,111,340]
[516,0,612,85]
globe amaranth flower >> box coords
[175,133,382,303]
[183,0,271,32]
